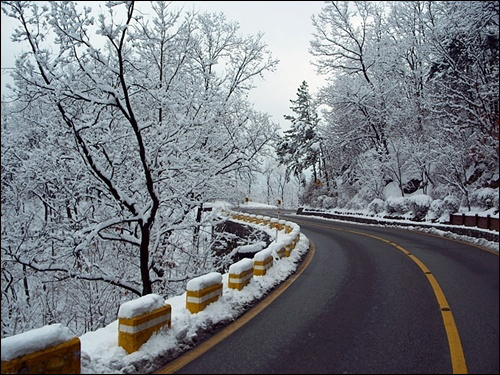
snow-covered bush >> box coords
[315,195,337,209]
[425,195,461,222]
[386,195,432,220]
[469,188,499,210]
[407,194,432,220]
[346,195,368,211]
[367,198,385,215]
[442,195,461,214]
[385,196,409,216]
[426,199,443,221]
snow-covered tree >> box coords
[1,1,278,336]
[277,80,322,186]
[309,1,498,210]
[426,1,499,195]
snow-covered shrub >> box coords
[385,196,409,216]
[407,194,432,221]
[442,195,460,214]
[335,178,358,208]
[367,198,385,215]
[346,194,368,211]
[315,195,336,209]
[426,199,443,221]
[469,188,498,210]
[430,185,458,200]
[425,195,461,222]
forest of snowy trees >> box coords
[1,1,281,337]
[279,1,498,218]
[1,1,498,338]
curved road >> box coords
[156,209,499,374]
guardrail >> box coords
[1,210,302,374]
[297,208,499,242]
[449,213,499,232]
[297,207,499,234]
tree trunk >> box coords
[140,224,153,295]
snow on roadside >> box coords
[292,211,498,254]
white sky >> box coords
[176,1,328,130]
[1,1,327,132]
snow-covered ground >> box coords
[79,231,309,374]
[239,201,279,209]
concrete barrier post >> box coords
[228,258,254,290]
[270,218,279,229]
[1,324,80,374]
[285,221,294,234]
[285,238,293,257]
[118,294,171,354]
[186,272,223,314]
[278,219,286,231]
[253,248,273,276]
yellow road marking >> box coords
[295,220,468,374]
[153,241,316,374]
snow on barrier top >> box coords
[237,241,267,254]
[254,247,273,262]
[228,258,254,274]
[187,272,223,291]
[1,323,76,361]
[268,238,291,252]
[118,293,166,319]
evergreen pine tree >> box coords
[277,81,321,184]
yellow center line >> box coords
[299,220,468,374]
[154,240,316,374]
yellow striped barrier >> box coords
[278,219,286,231]
[270,218,279,229]
[253,248,273,276]
[1,324,80,374]
[284,237,294,257]
[269,240,286,259]
[236,242,266,258]
[118,294,171,354]
[186,272,223,314]
[228,258,254,290]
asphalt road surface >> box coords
[156,209,499,374]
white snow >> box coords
[254,247,273,262]
[118,294,166,319]
[76,230,310,374]
[239,201,278,209]
[236,241,266,254]
[228,258,254,274]
[186,272,222,291]
[1,323,76,361]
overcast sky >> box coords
[1,1,327,131]
[177,1,327,131]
